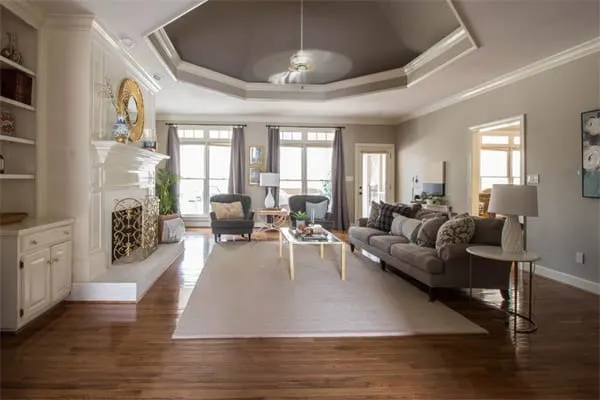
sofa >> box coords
[210,194,255,242]
[288,195,334,230]
[349,211,511,301]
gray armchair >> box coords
[210,194,255,242]
[288,195,334,230]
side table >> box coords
[254,209,289,232]
[466,245,540,335]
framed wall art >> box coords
[249,145,265,167]
[581,109,600,198]
[249,166,262,186]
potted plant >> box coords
[292,211,310,231]
[156,168,180,237]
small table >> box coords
[254,209,289,232]
[466,245,539,335]
[279,227,346,280]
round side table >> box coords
[466,245,540,335]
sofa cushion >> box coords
[390,243,444,274]
[349,226,386,244]
[366,201,381,228]
[369,235,409,253]
[401,218,422,243]
[471,216,504,245]
[390,214,408,235]
[414,208,446,220]
[435,216,476,251]
[375,202,412,232]
[211,219,254,230]
[416,215,448,248]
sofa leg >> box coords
[214,234,219,243]
[380,260,387,272]
[428,287,437,302]
[500,289,510,300]
[350,244,355,253]
[248,233,252,242]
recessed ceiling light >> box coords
[120,37,136,49]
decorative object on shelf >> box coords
[259,172,279,208]
[249,145,265,167]
[117,78,145,142]
[0,154,4,173]
[0,69,33,105]
[0,111,16,136]
[292,210,309,230]
[248,166,261,186]
[488,184,538,253]
[112,113,130,144]
[0,212,28,225]
[581,109,600,198]
[1,33,23,64]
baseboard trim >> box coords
[521,263,600,295]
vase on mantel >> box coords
[112,113,129,144]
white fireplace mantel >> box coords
[92,141,169,171]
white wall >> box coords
[156,119,396,221]
[396,54,600,285]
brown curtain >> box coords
[266,126,280,206]
[228,126,246,194]
[331,128,349,230]
[166,125,181,213]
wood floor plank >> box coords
[1,231,598,399]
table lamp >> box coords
[488,184,538,253]
[260,172,280,209]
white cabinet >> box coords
[1,218,74,332]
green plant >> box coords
[292,211,309,221]
[156,168,179,215]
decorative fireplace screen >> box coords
[112,196,159,264]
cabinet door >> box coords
[20,248,51,320]
[50,241,72,302]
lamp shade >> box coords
[488,184,538,217]
[259,172,280,187]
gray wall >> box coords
[396,54,600,284]
[156,120,396,221]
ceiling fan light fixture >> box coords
[289,51,314,72]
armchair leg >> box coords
[214,234,219,243]
[248,233,252,242]
[428,287,437,302]
[350,244,355,253]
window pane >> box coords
[307,180,331,198]
[280,147,302,180]
[513,136,521,145]
[180,145,205,178]
[307,147,332,180]
[209,145,231,179]
[511,150,521,178]
[209,179,228,197]
[180,179,204,215]
[480,150,508,177]
[481,135,509,145]
[209,130,232,139]
[480,177,509,191]
[279,181,302,207]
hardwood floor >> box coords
[1,231,598,399]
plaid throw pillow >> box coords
[375,202,412,232]
[366,201,381,228]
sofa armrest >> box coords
[437,243,471,262]
[210,211,218,222]
[357,217,368,227]
[325,212,333,221]
[247,211,255,220]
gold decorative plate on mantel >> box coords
[117,78,145,142]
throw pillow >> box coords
[400,217,422,242]
[211,201,244,219]
[416,216,448,248]
[161,217,185,243]
[366,201,381,228]
[376,202,412,232]
[435,216,476,251]
[306,200,328,220]
[390,213,408,235]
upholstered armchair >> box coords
[288,195,334,231]
[209,194,255,242]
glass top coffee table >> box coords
[279,227,346,280]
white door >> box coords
[355,144,395,218]
[51,241,72,302]
[20,248,51,320]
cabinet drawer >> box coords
[21,225,73,253]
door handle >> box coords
[359,186,362,196]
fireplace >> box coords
[111,196,159,264]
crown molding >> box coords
[43,14,94,31]
[0,0,44,29]
[142,0,209,37]
[91,21,161,93]
[404,27,469,74]
[396,36,600,124]
[156,113,398,126]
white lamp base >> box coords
[501,215,524,253]
[264,187,275,209]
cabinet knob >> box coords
[31,239,38,245]
[53,258,59,263]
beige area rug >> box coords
[172,242,486,339]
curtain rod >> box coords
[266,124,345,129]
[165,122,247,127]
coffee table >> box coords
[279,227,346,280]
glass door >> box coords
[355,144,395,218]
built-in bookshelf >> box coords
[0,4,38,217]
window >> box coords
[178,127,231,216]
[279,129,334,207]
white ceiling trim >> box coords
[142,0,208,37]
[92,21,161,93]
[156,113,398,126]
[0,0,44,29]
[396,36,600,124]
[147,25,475,101]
